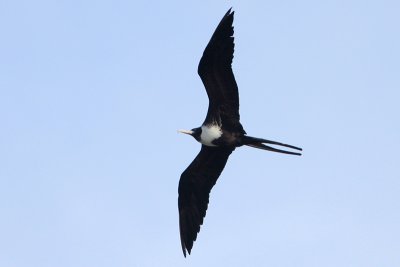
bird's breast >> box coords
[200,125,222,147]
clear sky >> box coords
[1,0,399,266]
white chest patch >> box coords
[200,125,222,147]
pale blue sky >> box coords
[1,1,400,266]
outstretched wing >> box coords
[198,9,243,132]
[178,145,234,256]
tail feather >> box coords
[242,136,302,156]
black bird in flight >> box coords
[178,9,302,257]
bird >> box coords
[177,8,302,257]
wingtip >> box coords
[181,243,191,258]
[180,218,191,257]
[180,237,187,257]
[226,7,234,16]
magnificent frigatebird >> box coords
[178,9,302,257]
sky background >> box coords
[1,0,400,266]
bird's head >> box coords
[178,127,202,142]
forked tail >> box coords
[242,136,302,156]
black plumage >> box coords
[178,9,302,257]
[198,9,242,133]
[178,145,233,256]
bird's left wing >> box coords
[198,9,243,133]
[178,145,234,256]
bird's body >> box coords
[188,124,242,147]
[178,9,302,257]
[200,125,222,147]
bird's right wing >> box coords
[178,145,234,257]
